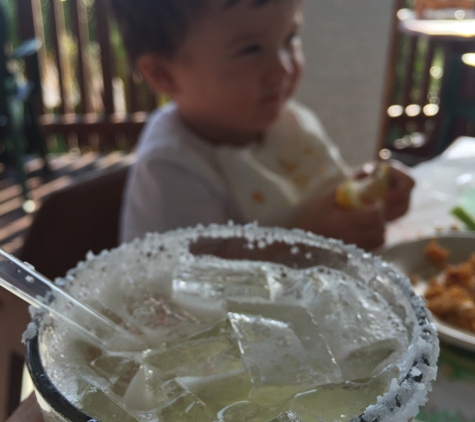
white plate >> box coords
[382,233,475,352]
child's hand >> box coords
[353,160,415,222]
[297,190,386,251]
[384,161,415,222]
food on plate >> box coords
[424,239,449,267]
[423,240,475,332]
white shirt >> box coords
[120,102,349,243]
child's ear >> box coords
[136,54,178,96]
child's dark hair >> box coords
[108,0,275,63]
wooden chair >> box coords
[0,164,129,419]
[432,50,475,156]
[18,165,130,280]
[377,0,475,164]
[415,0,474,18]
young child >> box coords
[113,0,414,251]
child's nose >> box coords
[265,50,294,84]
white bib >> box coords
[217,102,350,227]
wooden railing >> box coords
[10,0,159,152]
[6,0,475,157]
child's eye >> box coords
[239,44,262,56]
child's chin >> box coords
[256,106,285,128]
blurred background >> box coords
[0,0,475,419]
[1,0,474,164]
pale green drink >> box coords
[32,225,439,422]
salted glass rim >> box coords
[26,223,439,422]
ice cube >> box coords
[130,296,178,328]
[122,365,167,411]
[159,391,214,421]
[228,313,313,385]
[177,369,253,414]
[279,266,330,298]
[73,340,102,366]
[124,293,203,346]
[304,271,409,380]
[172,258,282,321]
[89,354,140,397]
[89,355,132,380]
[161,378,188,399]
[287,367,397,422]
[226,301,342,385]
[80,388,140,422]
[216,401,261,421]
[228,313,316,406]
[268,411,303,422]
[145,319,242,378]
[217,400,283,422]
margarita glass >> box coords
[25,224,439,422]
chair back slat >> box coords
[377,0,406,154]
[49,0,73,114]
[418,40,436,107]
[69,0,92,114]
[16,0,46,115]
[460,58,475,102]
[94,0,115,116]
[0,4,8,119]
[126,72,139,113]
[402,37,419,107]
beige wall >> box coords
[296,0,394,166]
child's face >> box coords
[170,0,304,142]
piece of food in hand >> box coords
[335,164,389,210]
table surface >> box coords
[386,136,475,246]
[398,9,475,39]
[7,138,475,422]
